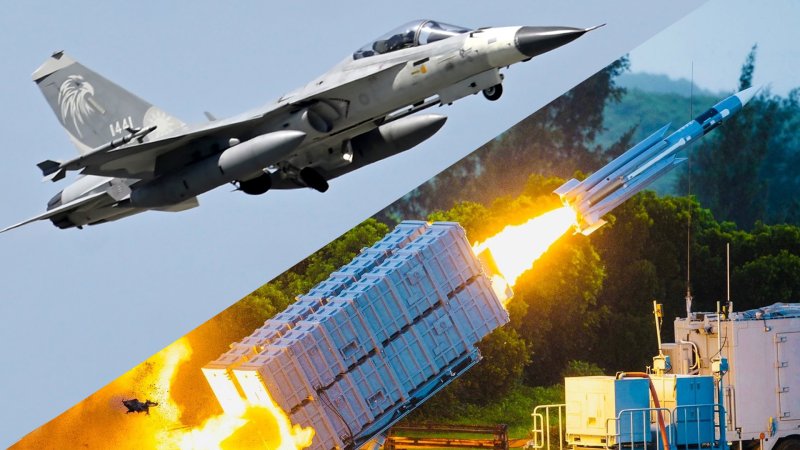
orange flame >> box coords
[156,345,314,450]
[24,336,315,450]
[166,400,313,450]
[472,206,577,288]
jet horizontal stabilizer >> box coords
[41,126,159,182]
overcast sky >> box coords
[628,0,800,96]
[3,0,777,445]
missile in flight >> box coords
[554,86,759,235]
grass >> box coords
[404,384,565,440]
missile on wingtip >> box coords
[554,86,759,235]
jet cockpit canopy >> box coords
[353,20,471,60]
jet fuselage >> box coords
[6,21,597,232]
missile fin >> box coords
[554,178,580,197]
[37,159,61,176]
[37,160,67,182]
[580,219,607,236]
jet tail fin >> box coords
[31,51,186,155]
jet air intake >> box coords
[131,130,305,208]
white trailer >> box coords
[662,303,800,450]
[528,303,800,450]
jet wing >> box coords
[51,62,408,181]
[1,190,110,233]
[61,111,284,180]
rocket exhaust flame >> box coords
[472,206,578,294]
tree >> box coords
[679,45,783,228]
[441,326,531,405]
[515,234,607,385]
[733,250,800,305]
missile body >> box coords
[554,86,758,235]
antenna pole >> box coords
[685,61,694,319]
[727,242,733,314]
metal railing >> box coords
[671,403,721,449]
[608,407,671,450]
[529,404,566,450]
[529,403,726,450]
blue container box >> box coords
[255,319,290,337]
[445,276,509,345]
[250,346,316,413]
[205,220,511,450]
[384,326,438,392]
[246,327,283,347]
[306,278,349,298]
[412,307,470,370]
[371,220,429,252]
[271,303,315,327]
[370,254,442,319]
[337,276,413,344]
[275,323,348,389]
[290,402,343,450]
[349,355,406,416]
[402,223,482,296]
[322,372,375,436]
[308,301,379,367]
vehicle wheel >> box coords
[483,84,503,101]
[732,439,761,450]
[775,437,800,450]
[299,167,329,193]
[238,173,272,195]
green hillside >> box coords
[616,72,721,97]
[596,88,719,149]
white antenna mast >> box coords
[727,242,733,314]
[686,62,694,319]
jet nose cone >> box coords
[734,85,761,107]
[514,25,600,58]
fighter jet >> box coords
[4,20,600,232]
